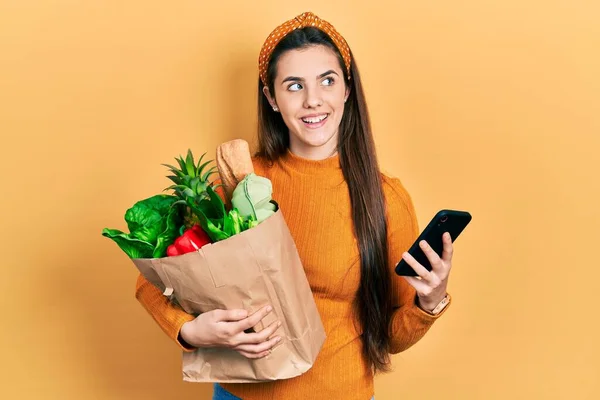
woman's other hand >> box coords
[180,305,282,359]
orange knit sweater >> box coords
[135,149,450,400]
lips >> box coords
[300,113,329,128]
[301,114,328,123]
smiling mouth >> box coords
[301,114,329,124]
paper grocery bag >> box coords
[131,209,326,382]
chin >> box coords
[299,128,336,146]
[300,138,336,152]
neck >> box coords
[288,133,338,161]
[279,146,342,179]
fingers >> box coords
[402,275,431,293]
[233,335,282,358]
[402,236,453,300]
[401,251,438,284]
[441,232,454,262]
[417,239,444,273]
[236,349,272,359]
[232,319,283,359]
[242,319,282,344]
[213,308,249,322]
[232,305,274,334]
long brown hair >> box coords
[255,27,393,373]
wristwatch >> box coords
[423,293,451,315]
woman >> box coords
[135,11,454,400]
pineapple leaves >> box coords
[161,164,185,178]
[201,166,217,182]
[197,160,213,177]
[184,149,196,176]
[166,175,180,185]
[173,151,188,171]
[157,149,266,246]
[190,177,202,196]
[164,184,187,192]
[211,183,224,192]
[165,149,208,179]
[161,149,216,202]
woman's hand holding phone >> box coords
[401,232,453,312]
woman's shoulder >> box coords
[380,172,414,206]
[380,171,418,226]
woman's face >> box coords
[264,45,350,160]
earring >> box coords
[273,106,279,112]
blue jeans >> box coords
[212,383,374,400]
[213,383,242,399]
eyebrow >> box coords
[281,70,339,84]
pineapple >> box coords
[162,149,217,228]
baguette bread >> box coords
[216,139,255,205]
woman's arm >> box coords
[135,273,197,351]
[383,177,451,354]
[135,274,282,358]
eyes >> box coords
[287,76,335,92]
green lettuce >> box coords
[102,194,182,259]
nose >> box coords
[303,85,323,109]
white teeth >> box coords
[302,114,327,123]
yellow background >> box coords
[1,1,598,399]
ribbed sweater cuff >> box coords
[389,294,451,353]
[135,274,196,352]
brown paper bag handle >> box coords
[150,258,175,297]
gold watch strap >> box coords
[430,293,451,315]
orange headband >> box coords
[258,12,352,86]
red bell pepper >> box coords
[166,224,212,256]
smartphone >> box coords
[394,209,472,276]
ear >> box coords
[262,86,278,110]
[344,85,351,103]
